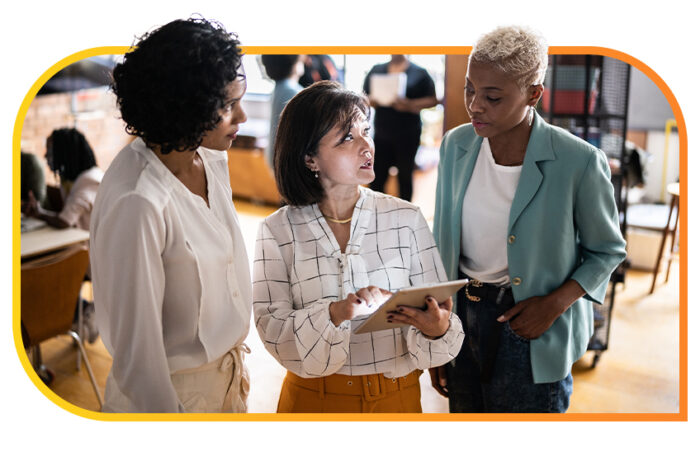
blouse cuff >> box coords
[293,299,352,377]
[406,312,465,369]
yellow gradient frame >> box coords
[12,45,688,422]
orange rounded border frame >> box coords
[12,45,688,422]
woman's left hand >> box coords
[496,280,586,340]
[386,296,453,339]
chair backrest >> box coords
[21,245,89,347]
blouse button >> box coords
[232,290,239,298]
[512,277,522,286]
[508,235,516,244]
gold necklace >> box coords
[323,214,353,224]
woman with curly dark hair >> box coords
[90,17,251,413]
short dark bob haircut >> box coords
[111,17,243,154]
[274,81,369,206]
[48,127,97,182]
[261,55,299,81]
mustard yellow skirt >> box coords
[277,370,422,413]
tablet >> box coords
[353,278,469,334]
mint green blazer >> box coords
[433,112,627,383]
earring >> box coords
[314,171,319,179]
[528,106,535,127]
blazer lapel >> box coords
[452,133,482,244]
[508,113,556,232]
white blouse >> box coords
[253,188,464,379]
[90,138,252,413]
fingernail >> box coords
[356,299,362,304]
[497,315,505,322]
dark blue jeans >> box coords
[446,278,573,413]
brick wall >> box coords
[20,87,133,185]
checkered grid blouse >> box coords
[253,188,464,378]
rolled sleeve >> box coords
[571,149,627,303]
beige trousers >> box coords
[103,344,250,413]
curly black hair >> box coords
[111,17,243,154]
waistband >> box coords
[284,370,422,402]
[172,344,251,376]
[463,276,513,305]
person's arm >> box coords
[22,190,70,229]
[392,95,440,114]
[392,68,439,114]
[92,193,183,412]
[498,149,627,340]
[253,220,353,378]
[396,209,464,369]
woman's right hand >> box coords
[329,286,392,326]
[429,365,449,398]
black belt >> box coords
[464,278,513,305]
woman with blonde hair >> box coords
[431,26,626,412]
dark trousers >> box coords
[446,276,573,413]
[369,133,420,202]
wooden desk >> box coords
[21,227,90,259]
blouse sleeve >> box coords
[403,208,465,369]
[92,193,183,412]
[253,220,351,378]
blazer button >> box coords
[508,235,516,244]
[512,277,522,286]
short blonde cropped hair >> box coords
[470,25,549,89]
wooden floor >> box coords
[23,168,682,414]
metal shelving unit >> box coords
[540,54,631,368]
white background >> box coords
[3,1,695,464]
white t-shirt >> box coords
[58,166,103,231]
[459,138,522,286]
[90,138,252,412]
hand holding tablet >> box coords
[353,279,469,334]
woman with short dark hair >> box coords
[253,81,464,413]
[90,17,252,413]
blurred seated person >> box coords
[23,128,103,230]
[22,128,103,342]
[21,151,46,207]
[298,54,339,88]
[261,55,304,166]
